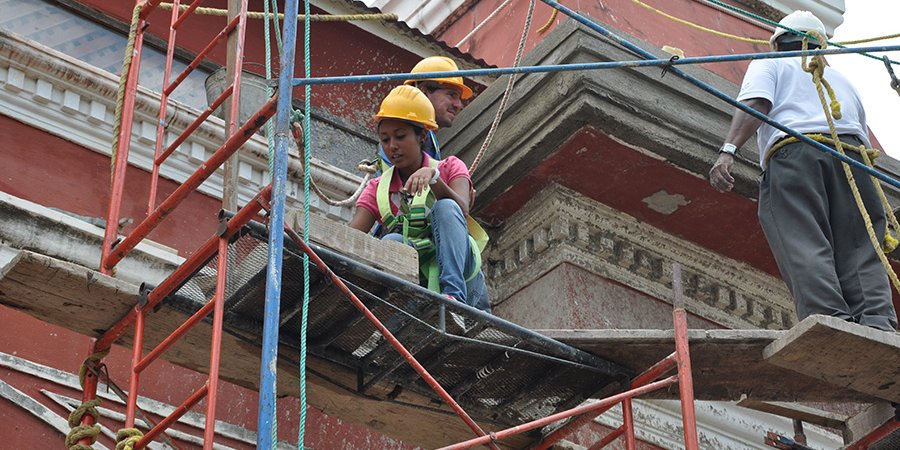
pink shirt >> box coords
[356,154,471,224]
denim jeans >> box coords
[383,198,491,313]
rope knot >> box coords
[65,399,102,449]
[115,428,144,450]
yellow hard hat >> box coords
[374,85,438,131]
[404,56,474,100]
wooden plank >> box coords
[841,402,896,445]
[539,328,876,402]
[286,210,419,283]
[737,399,850,430]
[0,250,139,335]
[763,315,900,403]
[0,251,529,449]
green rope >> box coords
[114,428,143,450]
[297,0,312,447]
[703,0,900,66]
[65,399,101,450]
[264,0,276,179]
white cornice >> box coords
[759,0,846,34]
[590,399,842,450]
[0,30,364,223]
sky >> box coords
[829,0,900,157]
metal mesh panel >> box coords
[871,425,900,450]
[163,228,631,427]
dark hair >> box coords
[414,80,446,95]
[377,119,427,137]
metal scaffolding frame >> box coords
[79,0,900,448]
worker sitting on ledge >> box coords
[708,10,898,332]
[349,85,491,313]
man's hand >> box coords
[709,153,735,192]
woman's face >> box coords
[378,119,424,171]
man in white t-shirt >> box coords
[708,10,898,332]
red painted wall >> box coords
[75,0,426,128]
[439,0,770,85]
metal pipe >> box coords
[537,0,900,190]
[138,0,164,20]
[172,0,203,30]
[137,383,210,447]
[125,307,145,428]
[95,185,270,352]
[533,352,676,450]
[672,264,699,449]
[256,0,298,445]
[104,98,276,270]
[588,423,626,450]
[165,15,240,96]
[100,11,147,276]
[289,45,900,87]
[203,237,229,448]
[149,0,183,215]
[283,226,500,450]
[623,399,636,450]
[438,376,679,450]
[134,296,215,373]
[155,84,234,166]
[76,340,101,447]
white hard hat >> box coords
[769,10,828,51]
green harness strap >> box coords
[376,161,488,294]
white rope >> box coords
[455,0,515,48]
[470,0,536,173]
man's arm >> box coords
[709,98,772,192]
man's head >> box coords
[770,10,828,52]
[405,56,473,128]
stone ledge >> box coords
[486,183,796,330]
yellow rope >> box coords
[837,32,900,45]
[65,399,102,450]
[631,0,898,47]
[629,0,768,45]
[78,350,110,388]
[157,3,398,22]
[115,428,144,450]
[537,8,558,35]
[110,2,145,186]
[801,33,900,293]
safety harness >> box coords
[376,157,489,293]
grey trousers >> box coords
[759,136,899,331]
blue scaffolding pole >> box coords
[286,38,900,189]
[289,44,900,87]
[258,0,299,448]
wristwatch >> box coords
[719,143,737,155]
[429,166,441,185]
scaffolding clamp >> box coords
[884,56,900,90]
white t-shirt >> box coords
[737,57,870,169]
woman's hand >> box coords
[402,167,436,196]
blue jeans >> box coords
[383,198,491,313]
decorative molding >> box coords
[0,351,293,449]
[0,30,365,223]
[758,0,845,34]
[592,399,842,450]
[485,184,796,330]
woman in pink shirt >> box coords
[349,85,489,312]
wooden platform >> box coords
[540,326,889,403]
[763,315,900,403]
[0,250,532,449]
